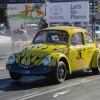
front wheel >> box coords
[51,61,67,84]
[92,57,100,75]
[9,72,23,80]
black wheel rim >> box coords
[57,65,66,81]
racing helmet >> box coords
[69,22,73,26]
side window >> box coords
[70,32,84,45]
[84,32,94,44]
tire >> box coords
[9,72,23,80]
[92,57,100,75]
[51,61,67,84]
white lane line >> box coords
[53,90,70,98]
[11,77,100,100]
[0,67,5,70]
[11,91,40,100]
[13,76,100,100]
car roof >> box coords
[42,26,87,35]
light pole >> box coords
[92,0,96,38]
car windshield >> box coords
[84,26,100,31]
[34,30,68,44]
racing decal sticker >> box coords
[76,50,83,60]
[14,52,20,63]
[14,44,66,68]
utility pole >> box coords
[92,0,96,38]
[90,0,99,38]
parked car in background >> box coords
[6,26,100,84]
[83,24,100,38]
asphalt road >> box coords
[1,58,100,100]
[0,44,12,68]
[0,44,12,57]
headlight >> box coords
[42,56,51,66]
[7,56,15,64]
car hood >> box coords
[15,43,67,69]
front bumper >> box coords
[6,63,55,75]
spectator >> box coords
[12,23,28,41]
[38,18,48,31]
[19,23,28,41]
[19,23,26,33]
[69,23,74,26]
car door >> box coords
[84,32,96,67]
[69,32,87,71]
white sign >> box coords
[47,1,89,22]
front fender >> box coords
[48,52,71,74]
[92,48,99,68]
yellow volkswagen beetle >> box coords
[6,26,100,84]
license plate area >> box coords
[22,70,30,74]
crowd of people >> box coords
[8,17,48,42]
[1,14,79,42]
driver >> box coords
[52,35,59,42]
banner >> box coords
[47,1,89,22]
[7,3,45,29]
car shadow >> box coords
[66,70,93,80]
[0,70,95,91]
